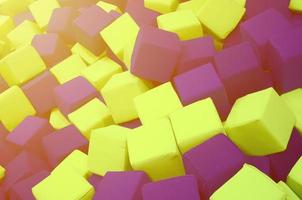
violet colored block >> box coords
[9,170,49,200]
[94,171,150,200]
[267,26,302,93]
[142,175,200,200]
[245,0,268,19]
[0,137,20,166]
[183,134,245,199]
[214,42,272,104]
[131,26,181,83]
[0,76,8,93]
[267,0,292,19]
[119,119,142,129]
[88,174,103,189]
[246,156,271,176]
[73,5,114,55]
[173,63,230,120]
[240,9,292,65]
[42,125,88,167]
[224,27,242,48]
[22,71,59,116]
[32,33,72,68]
[54,76,100,115]
[6,116,53,158]
[13,11,35,26]
[57,0,97,8]
[269,129,302,181]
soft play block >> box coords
[246,156,271,176]
[210,164,286,200]
[177,0,206,15]
[0,76,9,93]
[0,132,20,166]
[0,45,46,86]
[0,15,15,40]
[277,181,300,200]
[93,171,150,200]
[157,10,203,41]
[173,63,230,120]
[289,0,302,13]
[0,86,36,131]
[101,71,151,123]
[197,0,245,40]
[142,175,200,200]
[22,71,59,116]
[32,33,71,68]
[13,11,35,26]
[71,43,103,65]
[144,0,179,14]
[97,1,122,13]
[88,125,131,176]
[42,125,88,167]
[82,57,123,90]
[214,42,272,104]
[73,5,114,55]
[169,98,224,154]
[68,98,113,139]
[0,0,33,16]
[0,165,5,181]
[130,26,181,83]
[50,54,87,84]
[134,82,182,124]
[183,134,245,199]
[282,89,302,133]
[225,87,295,156]
[287,156,302,198]
[54,76,100,115]
[49,108,71,130]
[128,118,185,181]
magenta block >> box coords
[183,134,245,199]
[88,174,103,189]
[93,171,150,200]
[119,119,142,129]
[54,76,100,115]
[267,26,302,93]
[42,125,88,167]
[269,129,302,181]
[9,170,49,200]
[176,36,215,75]
[0,138,20,167]
[142,175,200,200]
[131,26,181,83]
[246,156,271,176]
[214,42,272,104]
[173,63,230,120]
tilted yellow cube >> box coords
[277,181,300,200]
[289,0,302,13]
[49,108,71,130]
[0,0,34,16]
[144,0,179,14]
[0,15,15,41]
[71,43,104,65]
[177,0,206,15]
[0,165,5,181]
[287,156,302,198]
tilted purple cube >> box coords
[246,156,271,176]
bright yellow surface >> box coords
[144,0,179,14]
[169,98,224,154]
[71,43,104,65]
[225,88,295,156]
[289,0,302,13]
[210,164,286,200]
[97,1,122,13]
[287,156,302,198]
[0,86,36,131]
[177,0,206,15]
[234,0,246,7]
[277,181,300,200]
[0,165,5,181]
[0,45,46,86]
[127,118,185,181]
[88,125,131,176]
[68,98,113,139]
[101,71,151,123]
[134,82,183,124]
[49,108,71,130]
[0,15,15,41]
[157,10,203,40]
[50,54,87,84]
[0,0,34,16]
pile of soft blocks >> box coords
[0,0,302,199]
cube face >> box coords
[144,0,179,14]
[49,108,71,130]
[287,156,302,198]
[134,82,183,124]
[289,0,302,12]
[0,15,15,40]
[197,0,245,40]
[277,181,300,200]
[127,118,185,181]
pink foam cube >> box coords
[0,138,20,167]
[246,156,271,176]
[0,76,8,93]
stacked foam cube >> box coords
[0,0,301,199]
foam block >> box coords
[183,134,245,199]
[0,134,20,166]
[246,156,271,176]
[0,0,33,16]
[0,76,9,93]
[13,11,35,26]
[49,108,70,130]
[71,43,103,65]
[0,165,5,181]
[177,0,206,15]
[289,0,302,13]
[225,87,295,156]
[97,1,122,13]
[287,156,302,198]
[144,0,179,14]
[88,174,102,189]
[277,181,300,200]
[0,15,15,40]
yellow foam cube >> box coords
[122,40,135,69]
[0,15,15,41]
[88,125,131,176]
[177,0,206,15]
[0,86,36,131]
[29,0,60,29]
[289,0,302,13]
[100,13,139,60]
[50,54,87,84]
[197,0,245,40]
[0,0,34,16]
[287,156,302,198]
[281,88,302,134]
[127,118,185,181]
[0,45,46,86]
[71,43,104,65]
[101,71,151,124]
[81,57,122,90]
[32,169,94,200]
[169,98,224,154]
[0,39,12,58]
[134,82,183,124]
[157,10,203,40]
[49,108,70,130]
[277,181,300,200]
[144,0,179,14]
[7,20,42,48]
[234,0,246,7]
[97,1,122,13]
[0,165,5,181]
[225,88,295,156]
[210,164,286,200]
[68,98,113,139]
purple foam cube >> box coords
[183,134,245,199]
[93,171,150,200]
[0,137,20,166]
[88,174,103,189]
[173,63,230,120]
[142,175,200,200]
[246,156,271,176]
